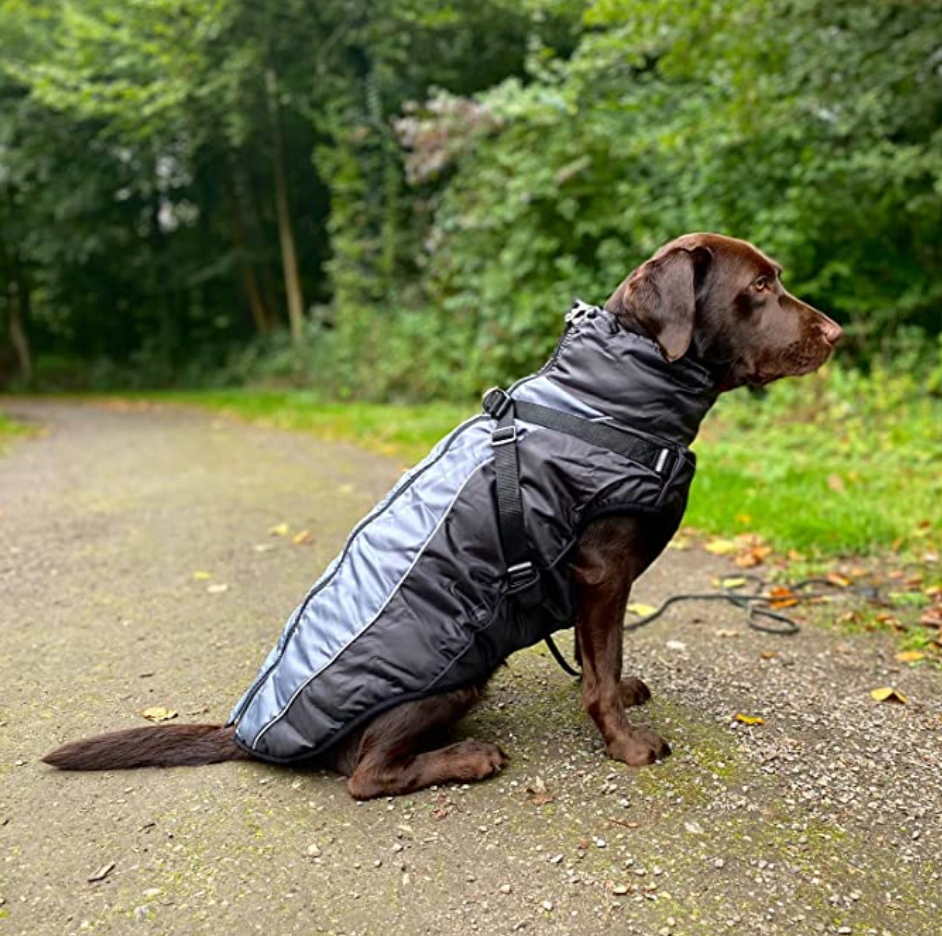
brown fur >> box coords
[44,233,842,798]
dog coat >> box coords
[229,302,719,762]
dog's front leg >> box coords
[572,520,670,766]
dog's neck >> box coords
[544,307,719,447]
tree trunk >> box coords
[9,256,33,383]
[265,65,305,344]
[228,169,272,335]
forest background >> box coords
[1,0,940,560]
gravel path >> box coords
[0,399,938,936]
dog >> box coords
[44,233,842,798]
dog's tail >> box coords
[43,724,254,771]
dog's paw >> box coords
[619,676,652,708]
[448,740,507,780]
[606,728,671,766]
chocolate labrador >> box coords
[44,233,842,797]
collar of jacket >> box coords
[540,304,720,447]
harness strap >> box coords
[484,389,541,602]
[513,400,676,476]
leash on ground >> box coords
[544,574,880,679]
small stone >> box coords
[684,821,704,835]
[612,884,629,895]
[541,900,554,912]
[549,853,564,864]
[306,844,322,858]
[837,928,852,935]
[714,858,726,869]
[392,842,404,853]
[142,888,160,898]
[499,884,513,895]
[374,859,382,868]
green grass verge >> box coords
[0,410,30,452]
[118,365,942,558]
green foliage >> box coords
[0,0,939,398]
[401,0,942,388]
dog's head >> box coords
[604,233,842,390]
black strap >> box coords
[484,389,541,600]
[513,400,675,475]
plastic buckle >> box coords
[482,387,512,419]
[654,448,674,475]
[565,299,599,326]
[491,425,517,447]
[507,561,538,591]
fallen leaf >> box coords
[192,571,211,580]
[291,529,313,546]
[626,602,657,617]
[734,545,773,568]
[525,775,555,807]
[733,713,764,725]
[207,583,229,594]
[896,651,925,663]
[759,651,778,660]
[88,861,116,883]
[770,597,800,610]
[720,577,747,590]
[826,572,853,588]
[705,538,738,556]
[141,707,177,723]
[826,474,845,493]
[269,522,290,537]
[920,605,942,628]
[870,687,908,704]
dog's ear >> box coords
[605,245,713,362]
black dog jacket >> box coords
[229,302,719,762]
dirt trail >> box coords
[0,399,938,936]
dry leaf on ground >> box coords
[626,602,657,617]
[141,706,178,722]
[292,529,313,545]
[896,651,925,663]
[269,522,290,537]
[705,538,738,556]
[733,713,765,725]
[870,687,908,704]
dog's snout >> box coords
[818,316,843,346]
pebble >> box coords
[499,884,513,894]
[714,859,726,869]
[541,900,553,912]
[306,844,322,857]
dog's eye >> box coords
[752,276,771,292]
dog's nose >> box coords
[818,315,843,346]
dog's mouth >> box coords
[749,340,835,386]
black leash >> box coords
[543,575,880,679]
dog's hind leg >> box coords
[345,687,506,800]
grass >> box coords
[146,362,941,560]
[0,411,31,452]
